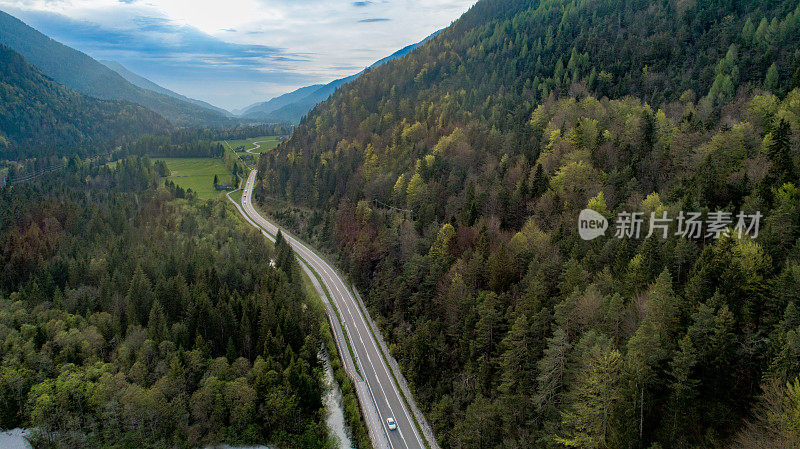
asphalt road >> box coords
[237,170,429,449]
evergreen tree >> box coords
[499,314,533,396]
[535,328,571,414]
[147,300,169,343]
[556,335,623,449]
[767,119,795,184]
[765,63,780,93]
[625,270,682,442]
[126,265,154,326]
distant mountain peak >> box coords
[238,29,440,124]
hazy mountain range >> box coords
[100,60,233,118]
[0,9,231,126]
[0,8,439,127]
[236,31,440,123]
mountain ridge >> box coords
[100,60,232,117]
[0,9,233,126]
[237,84,325,118]
[239,30,440,123]
[0,44,167,159]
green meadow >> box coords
[221,135,283,156]
[155,158,234,200]
[228,188,243,204]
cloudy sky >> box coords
[0,0,477,110]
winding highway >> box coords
[232,170,433,449]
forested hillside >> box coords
[0,158,334,448]
[0,10,233,126]
[256,0,800,447]
[0,45,167,160]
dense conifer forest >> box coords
[255,0,800,447]
[2,0,800,447]
[0,158,338,448]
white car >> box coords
[386,417,397,431]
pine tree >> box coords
[474,292,502,363]
[625,270,681,442]
[499,315,533,396]
[556,336,623,449]
[535,328,571,413]
[790,64,800,91]
[147,300,169,342]
[765,63,780,93]
[126,265,153,326]
[741,17,755,43]
[530,163,549,198]
[767,119,795,184]
[274,230,298,283]
[666,301,736,445]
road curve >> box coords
[236,170,432,449]
[222,139,269,159]
[245,140,267,154]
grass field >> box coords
[228,189,243,204]
[155,158,233,200]
[221,135,283,156]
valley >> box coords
[237,169,434,449]
[2,1,800,448]
[221,136,284,156]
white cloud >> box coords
[0,0,478,109]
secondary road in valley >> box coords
[234,170,433,449]
[244,140,269,154]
